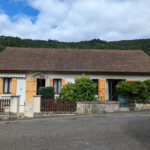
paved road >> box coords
[0,112,150,150]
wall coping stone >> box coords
[135,102,150,104]
[0,112,10,115]
[11,95,21,98]
[33,95,42,97]
[76,101,119,104]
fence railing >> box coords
[0,99,10,112]
[41,99,76,112]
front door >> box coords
[37,79,45,95]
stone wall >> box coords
[0,112,18,120]
[134,102,150,111]
[0,96,20,120]
[76,101,120,114]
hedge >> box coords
[38,86,54,98]
[116,80,150,102]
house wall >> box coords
[26,71,150,82]
[0,75,26,113]
[25,71,150,99]
[1,71,150,114]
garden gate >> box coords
[118,94,134,108]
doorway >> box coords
[37,79,45,95]
[108,79,125,101]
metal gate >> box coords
[118,94,134,108]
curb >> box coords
[0,110,150,122]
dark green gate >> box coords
[118,94,134,108]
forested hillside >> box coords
[0,36,150,55]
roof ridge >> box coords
[6,47,143,52]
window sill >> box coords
[1,94,12,96]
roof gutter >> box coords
[0,69,150,74]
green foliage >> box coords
[143,80,150,92]
[116,80,150,102]
[0,36,150,56]
[56,96,59,99]
[74,74,97,101]
[59,82,76,102]
[94,96,100,101]
[38,86,54,98]
[59,74,97,101]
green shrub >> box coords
[59,82,76,102]
[116,80,150,102]
[143,80,150,93]
[74,74,97,101]
[59,74,97,101]
[38,86,54,98]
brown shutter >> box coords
[61,79,66,88]
[0,78,2,95]
[98,79,106,101]
[127,79,134,81]
[25,78,36,101]
[11,78,17,95]
[50,78,53,86]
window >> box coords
[53,79,62,94]
[92,79,98,95]
[3,78,12,94]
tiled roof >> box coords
[0,47,150,72]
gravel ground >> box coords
[0,112,150,150]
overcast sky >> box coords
[0,0,150,42]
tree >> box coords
[1,35,150,56]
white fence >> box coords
[25,99,33,111]
[24,99,34,117]
[24,96,42,118]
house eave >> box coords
[0,69,150,74]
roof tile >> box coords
[0,47,150,72]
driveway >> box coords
[0,112,150,150]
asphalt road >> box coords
[0,112,150,150]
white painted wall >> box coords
[0,71,150,114]
[16,78,26,113]
[106,80,109,100]
[27,72,150,82]
[26,71,150,100]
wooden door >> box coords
[37,79,45,95]
[26,78,36,101]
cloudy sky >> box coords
[0,0,150,42]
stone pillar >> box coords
[33,95,42,113]
[10,95,20,119]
